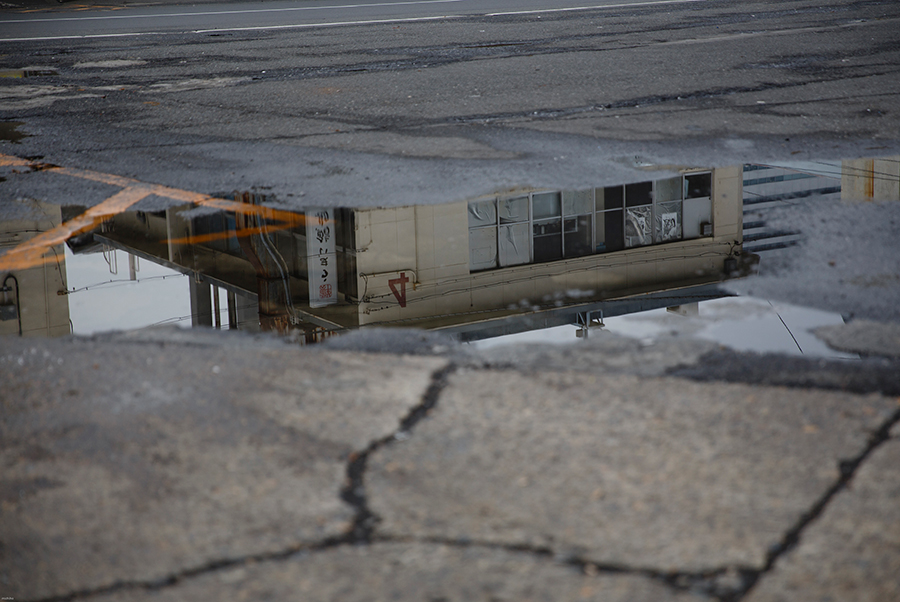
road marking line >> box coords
[192,14,459,34]
[0,14,463,41]
[0,0,464,24]
[0,32,150,42]
[0,0,710,41]
[485,0,708,17]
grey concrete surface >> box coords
[813,319,900,359]
[1,328,899,601]
[0,335,444,600]
[744,439,900,602]
[367,368,896,572]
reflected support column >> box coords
[189,277,213,327]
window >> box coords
[532,192,563,263]
[498,197,530,267]
[468,200,498,271]
[655,177,683,243]
[682,172,712,239]
[596,186,624,253]
[685,172,712,199]
[625,181,653,248]
[563,190,593,258]
[467,171,714,272]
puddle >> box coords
[1,157,897,355]
[473,297,856,359]
[0,121,28,144]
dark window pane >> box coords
[597,209,624,252]
[625,181,653,207]
[533,219,561,236]
[564,216,592,257]
[601,186,623,210]
[685,173,712,199]
[533,219,562,262]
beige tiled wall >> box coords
[0,205,70,338]
[712,165,742,241]
[842,157,900,201]
[354,167,741,325]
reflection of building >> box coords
[742,156,900,254]
[0,202,70,337]
[841,156,900,201]
[741,162,841,253]
[95,166,749,341]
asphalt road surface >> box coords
[2,0,898,202]
[6,0,716,40]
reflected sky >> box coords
[63,245,191,335]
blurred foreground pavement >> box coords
[2,323,899,602]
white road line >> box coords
[0,32,151,42]
[0,0,464,23]
[0,14,462,41]
[485,0,708,17]
[0,0,711,42]
[192,14,461,34]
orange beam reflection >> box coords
[0,153,325,273]
[0,187,152,272]
[165,222,296,245]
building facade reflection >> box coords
[0,201,70,337]
[87,165,751,341]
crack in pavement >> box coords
[374,533,758,600]
[363,402,900,602]
[727,405,900,602]
[340,362,458,543]
[20,360,899,602]
[20,363,457,602]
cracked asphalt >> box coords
[2,326,899,602]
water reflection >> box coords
[1,157,896,343]
[0,165,758,342]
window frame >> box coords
[467,171,714,272]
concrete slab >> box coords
[813,319,900,359]
[744,439,900,602]
[367,369,896,572]
[87,542,705,602]
[0,336,444,600]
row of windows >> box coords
[468,173,713,272]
